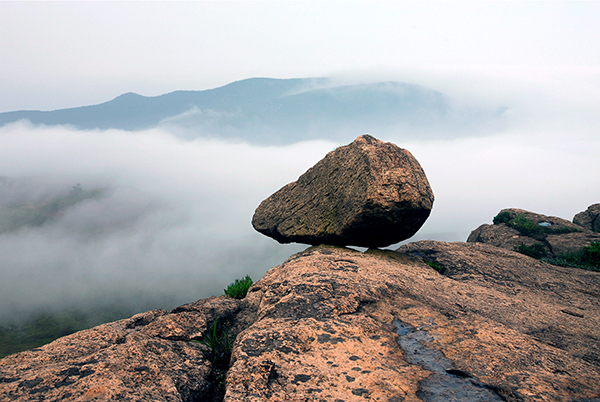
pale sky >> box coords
[1,1,599,112]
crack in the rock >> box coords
[394,318,505,401]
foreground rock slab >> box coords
[252,134,434,248]
[2,242,599,401]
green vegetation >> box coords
[223,275,253,299]
[495,212,598,272]
[0,184,106,234]
[192,316,234,390]
[541,241,600,272]
[425,260,446,273]
[513,241,600,272]
[493,212,580,241]
[514,243,547,259]
[509,213,547,239]
[493,211,511,225]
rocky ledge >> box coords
[1,242,599,401]
[468,207,600,259]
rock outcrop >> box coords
[468,208,600,258]
[574,204,600,232]
[252,135,434,248]
[2,242,599,401]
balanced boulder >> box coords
[252,134,434,248]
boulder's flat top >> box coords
[1,242,599,401]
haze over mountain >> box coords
[0,78,506,144]
[0,70,598,354]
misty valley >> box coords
[0,179,140,356]
[1,76,599,358]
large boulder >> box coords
[574,203,600,232]
[467,208,600,258]
[2,242,600,401]
[252,134,434,248]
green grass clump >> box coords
[493,211,511,225]
[510,213,545,238]
[542,241,600,272]
[193,317,233,365]
[514,243,548,259]
[425,260,446,274]
[223,275,253,299]
[494,212,580,241]
[581,241,600,267]
[191,316,234,391]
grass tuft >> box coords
[425,260,446,273]
[224,275,253,299]
[514,243,547,259]
[191,316,234,391]
[493,211,511,225]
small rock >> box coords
[252,134,434,248]
[467,208,600,258]
[574,204,600,232]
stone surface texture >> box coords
[2,242,600,401]
[574,203,600,232]
[468,208,600,258]
[251,135,434,248]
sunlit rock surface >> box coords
[252,135,434,248]
[2,242,599,401]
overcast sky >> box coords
[1,1,599,112]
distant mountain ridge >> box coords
[0,77,506,144]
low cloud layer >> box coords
[0,125,334,321]
[1,69,599,323]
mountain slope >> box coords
[0,77,506,144]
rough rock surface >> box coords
[252,135,434,248]
[468,208,600,258]
[0,296,258,401]
[574,204,600,232]
[2,242,600,401]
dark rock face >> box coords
[252,134,434,248]
[574,203,600,232]
[2,242,599,401]
[468,208,600,258]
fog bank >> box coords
[1,69,599,322]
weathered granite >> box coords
[574,204,600,232]
[468,208,600,258]
[252,135,434,247]
[2,242,599,401]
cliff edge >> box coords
[1,242,599,401]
